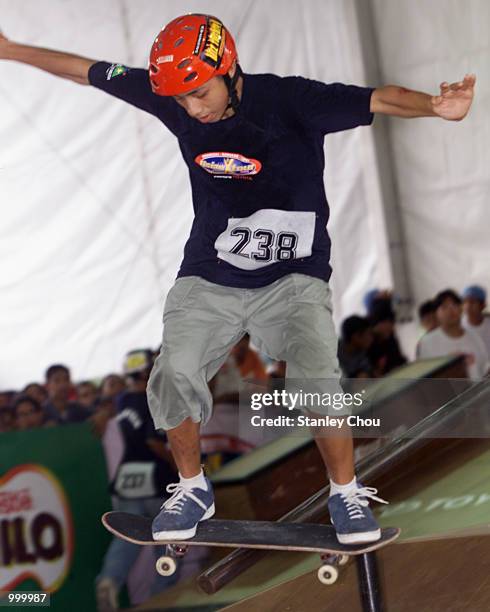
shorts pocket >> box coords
[290,274,332,312]
[163,276,201,319]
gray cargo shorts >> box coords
[147,273,342,430]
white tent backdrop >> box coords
[0,0,487,388]
[370,0,490,305]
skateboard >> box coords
[102,511,400,585]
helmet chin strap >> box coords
[222,63,243,116]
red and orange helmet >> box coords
[149,14,238,96]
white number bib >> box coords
[214,209,316,271]
[113,462,156,499]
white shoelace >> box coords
[342,486,388,520]
[160,483,208,515]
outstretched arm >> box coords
[0,30,96,85]
[0,30,181,133]
[370,74,476,121]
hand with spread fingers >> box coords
[431,74,476,121]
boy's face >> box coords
[353,328,374,351]
[24,383,47,405]
[173,75,230,123]
[46,369,71,401]
[77,383,97,408]
[421,311,438,332]
[464,297,484,319]
[437,298,462,327]
[0,409,14,432]
[102,375,125,398]
[373,319,394,340]
[15,400,44,430]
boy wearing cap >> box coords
[0,15,476,545]
[462,285,490,355]
[96,349,179,608]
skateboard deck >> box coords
[102,511,400,555]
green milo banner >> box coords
[0,424,112,610]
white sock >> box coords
[179,470,208,491]
[329,476,357,497]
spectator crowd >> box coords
[338,284,490,382]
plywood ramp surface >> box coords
[223,535,490,612]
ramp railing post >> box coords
[355,552,384,612]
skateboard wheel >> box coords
[338,554,349,566]
[317,564,339,585]
[156,556,177,577]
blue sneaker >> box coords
[328,485,388,545]
[152,478,215,540]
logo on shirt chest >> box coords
[195,152,262,180]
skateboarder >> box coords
[0,14,475,545]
